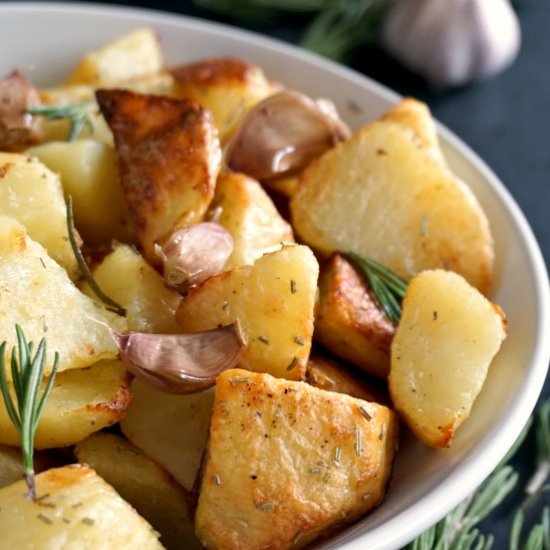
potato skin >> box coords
[195,369,398,550]
[97,89,221,261]
[315,254,395,379]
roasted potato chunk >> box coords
[0,152,78,277]
[176,245,318,381]
[389,270,507,448]
[0,465,163,548]
[381,97,445,165]
[171,57,274,143]
[0,361,131,449]
[26,140,135,245]
[195,369,398,550]
[120,380,214,492]
[75,433,201,550]
[290,107,494,294]
[306,351,389,405]
[315,254,395,379]
[212,172,294,270]
[0,216,126,378]
[66,28,164,85]
[97,89,221,261]
[81,244,182,333]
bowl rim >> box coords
[2,3,549,548]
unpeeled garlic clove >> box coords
[111,321,246,394]
[225,90,350,181]
[382,0,521,88]
[155,222,234,292]
[0,70,41,150]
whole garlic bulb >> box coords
[382,0,521,88]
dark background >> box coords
[23,0,550,546]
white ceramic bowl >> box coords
[1,3,549,549]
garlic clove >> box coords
[155,222,234,292]
[225,90,350,181]
[0,70,41,150]
[382,0,521,89]
[111,321,246,394]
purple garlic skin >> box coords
[0,70,41,150]
[156,222,234,292]
[111,322,246,394]
[225,89,351,181]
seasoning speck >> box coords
[258,336,270,345]
[290,279,297,294]
[358,405,372,422]
[37,513,53,525]
[214,474,222,486]
[355,426,362,457]
[81,517,95,526]
[334,446,341,464]
[254,502,274,512]
[286,357,299,371]
[294,336,305,346]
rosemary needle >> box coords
[0,325,59,501]
[26,103,91,142]
[65,196,126,316]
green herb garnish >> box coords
[65,196,126,316]
[26,103,91,142]
[345,252,408,325]
[0,325,59,501]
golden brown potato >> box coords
[212,172,294,270]
[26,140,135,245]
[0,361,132,449]
[0,216,126,378]
[0,152,78,277]
[306,351,389,406]
[75,433,201,550]
[81,244,182,333]
[389,270,507,448]
[171,57,274,143]
[0,465,163,548]
[66,28,164,85]
[176,245,319,381]
[262,174,300,198]
[97,89,221,261]
[120,380,214,492]
[381,97,445,165]
[290,113,494,294]
[195,368,398,550]
[315,254,395,379]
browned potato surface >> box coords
[390,270,507,447]
[97,89,221,261]
[290,110,494,294]
[315,254,395,379]
[176,245,319,381]
[171,57,274,143]
[306,351,389,405]
[0,361,132,449]
[195,369,398,550]
[0,465,163,548]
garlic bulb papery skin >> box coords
[155,222,234,292]
[382,0,521,88]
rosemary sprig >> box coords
[26,103,91,142]
[0,325,58,500]
[65,196,126,316]
[345,252,408,325]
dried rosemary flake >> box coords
[231,376,250,384]
[290,279,297,294]
[379,423,387,441]
[71,502,83,509]
[37,513,53,525]
[358,405,372,422]
[333,446,342,464]
[214,474,222,486]
[294,336,305,346]
[363,493,372,502]
[309,467,321,474]
[293,532,304,545]
[254,502,274,512]
[81,517,95,526]
[258,336,270,345]
[39,257,46,269]
[222,301,229,311]
[355,426,362,457]
[286,357,299,371]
